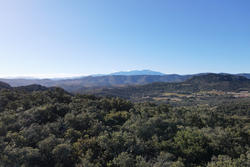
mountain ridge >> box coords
[0,81,11,89]
[1,72,250,92]
[109,70,166,76]
[86,73,250,100]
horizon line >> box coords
[0,71,249,79]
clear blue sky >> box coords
[0,0,249,78]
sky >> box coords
[0,0,250,78]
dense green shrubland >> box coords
[0,88,249,167]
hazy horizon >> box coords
[1,69,250,79]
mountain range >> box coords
[109,70,166,76]
[85,73,250,101]
[0,70,250,92]
[1,73,250,105]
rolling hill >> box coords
[84,74,250,101]
[14,84,49,92]
[1,72,250,93]
[0,81,11,89]
[0,75,191,92]
[1,73,250,106]
[237,73,250,79]
[0,81,56,92]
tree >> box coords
[52,143,74,167]
[173,129,210,164]
[111,152,135,167]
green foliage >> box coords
[207,154,249,167]
[52,143,74,166]
[172,129,210,164]
[0,88,249,166]
[111,152,135,167]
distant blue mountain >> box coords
[1,71,250,93]
[110,70,166,76]
[237,73,250,79]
